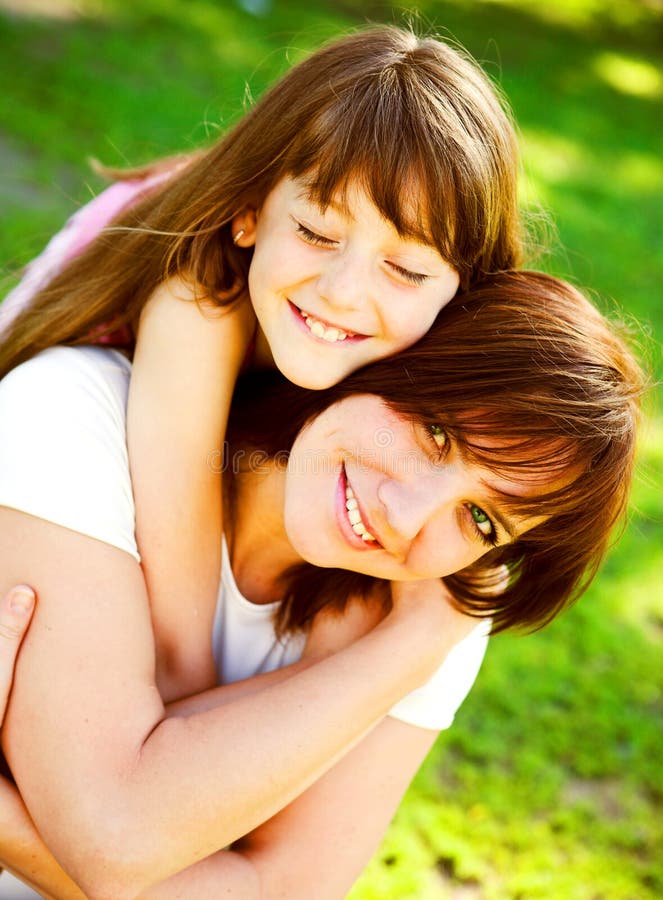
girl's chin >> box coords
[277,358,353,391]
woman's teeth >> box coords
[301,310,354,343]
[345,485,375,542]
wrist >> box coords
[381,581,477,681]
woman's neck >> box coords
[225,459,303,605]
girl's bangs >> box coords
[284,103,457,262]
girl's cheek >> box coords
[388,305,435,343]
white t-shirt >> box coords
[0,346,489,731]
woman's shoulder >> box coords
[2,343,130,386]
[1,345,131,419]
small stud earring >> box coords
[232,229,246,245]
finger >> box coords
[0,586,36,723]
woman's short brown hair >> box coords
[230,271,645,634]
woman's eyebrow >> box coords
[481,491,519,542]
[491,508,517,542]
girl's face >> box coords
[243,176,459,389]
[283,396,552,581]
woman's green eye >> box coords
[429,424,447,453]
[469,504,493,537]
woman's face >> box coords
[283,395,550,581]
[244,176,459,390]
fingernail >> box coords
[9,586,35,614]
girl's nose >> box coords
[317,250,368,312]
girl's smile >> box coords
[288,300,367,345]
[242,176,460,389]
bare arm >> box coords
[139,720,436,900]
[1,511,471,899]
[164,598,386,718]
[0,637,303,899]
[1,592,445,900]
[233,717,438,900]
[229,593,438,900]
[151,586,472,899]
[0,783,84,900]
[147,592,444,898]
[128,276,256,702]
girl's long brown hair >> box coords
[0,25,522,378]
[229,271,645,635]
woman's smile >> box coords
[336,465,381,550]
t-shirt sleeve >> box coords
[388,619,490,731]
[0,346,139,561]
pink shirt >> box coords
[0,171,171,341]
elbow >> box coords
[51,805,162,900]
[78,879,139,900]
[67,851,156,900]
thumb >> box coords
[0,586,36,724]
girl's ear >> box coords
[231,208,258,247]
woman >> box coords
[0,272,643,898]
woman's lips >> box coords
[336,466,382,550]
[289,301,368,344]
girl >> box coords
[0,25,523,701]
[0,271,644,897]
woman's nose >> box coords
[377,471,450,545]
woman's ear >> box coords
[231,208,258,247]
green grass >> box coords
[1,1,661,897]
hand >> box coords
[387,579,480,668]
[0,586,35,723]
[0,583,85,900]
[302,596,387,661]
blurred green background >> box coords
[0,1,661,897]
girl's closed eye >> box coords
[387,261,429,286]
[293,219,337,248]
[294,216,429,285]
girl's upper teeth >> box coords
[345,485,375,542]
[301,311,353,342]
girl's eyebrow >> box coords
[296,184,440,255]
[298,187,350,219]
